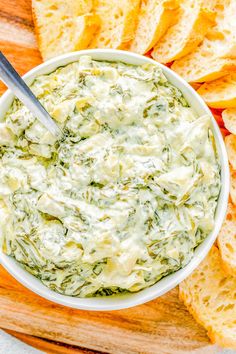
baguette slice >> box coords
[197,74,236,108]
[217,202,236,276]
[171,50,236,82]
[222,108,236,134]
[90,0,140,49]
[208,0,236,59]
[230,166,236,205]
[225,134,236,170]
[171,0,236,82]
[32,0,100,60]
[179,246,236,349]
[33,0,93,16]
[130,0,179,55]
[152,0,216,64]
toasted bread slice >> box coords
[224,135,236,205]
[171,54,236,82]
[130,0,179,55]
[208,0,236,58]
[152,0,216,64]
[217,202,236,276]
[197,74,236,108]
[90,0,140,49]
[32,0,100,60]
[225,134,236,170]
[222,108,236,134]
[33,0,93,17]
[230,166,236,205]
[171,0,236,82]
[179,246,236,349]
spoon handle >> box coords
[0,52,61,137]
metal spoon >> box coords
[0,51,61,137]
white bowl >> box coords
[0,49,229,311]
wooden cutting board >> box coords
[0,1,217,353]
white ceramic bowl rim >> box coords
[0,49,229,311]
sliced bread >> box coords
[130,0,179,55]
[32,0,100,60]
[90,0,140,49]
[33,0,93,17]
[217,202,236,276]
[209,0,236,58]
[171,53,236,82]
[179,246,236,348]
[222,108,236,134]
[230,166,236,205]
[171,0,236,82]
[197,74,236,108]
[152,0,216,64]
[225,134,236,170]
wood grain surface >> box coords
[5,330,101,354]
[0,0,41,95]
[0,1,216,353]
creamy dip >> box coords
[0,56,220,297]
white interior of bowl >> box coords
[0,49,229,310]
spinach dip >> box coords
[0,56,221,297]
